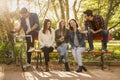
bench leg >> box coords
[36,52,42,69]
[36,52,39,69]
[100,54,104,70]
[39,53,42,64]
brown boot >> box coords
[64,62,70,71]
[45,62,50,72]
[45,65,49,72]
[82,66,87,72]
[58,55,64,64]
[76,66,82,72]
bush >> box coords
[112,28,120,40]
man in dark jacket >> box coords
[15,7,40,67]
[83,10,108,52]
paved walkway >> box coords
[1,64,120,80]
[0,66,4,80]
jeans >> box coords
[72,47,85,66]
[57,43,68,62]
[87,29,108,50]
[41,46,54,65]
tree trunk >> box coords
[97,0,100,15]
[105,0,120,29]
[73,0,78,21]
[77,0,83,26]
[59,0,65,19]
[65,0,69,27]
[51,0,60,22]
[16,0,20,11]
[105,0,113,29]
[42,0,50,24]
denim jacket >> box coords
[69,30,86,48]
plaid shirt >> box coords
[84,15,106,30]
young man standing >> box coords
[83,10,108,52]
[15,7,40,67]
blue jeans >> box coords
[72,47,85,66]
[57,43,68,62]
[87,29,108,50]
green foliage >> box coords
[112,28,120,40]
[0,41,6,53]
[51,20,58,29]
[113,46,120,55]
[1,0,120,63]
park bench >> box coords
[33,35,113,70]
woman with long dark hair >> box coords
[55,19,70,71]
[69,19,87,72]
[38,19,55,71]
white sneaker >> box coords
[28,47,35,52]
[23,65,27,69]
[26,63,31,67]
[23,63,31,68]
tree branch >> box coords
[108,22,120,31]
[76,0,83,13]
[105,0,113,28]
[65,0,69,27]
[111,1,120,11]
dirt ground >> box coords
[0,63,120,80]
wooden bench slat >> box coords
[82,51,112,54]
[33,49,112,54]
[33,49,42,52]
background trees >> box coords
[0,0,120,63]
[0,0,120,39]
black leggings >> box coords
[41,47,54,65]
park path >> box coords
[0,64,120,80]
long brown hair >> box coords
[69,19,78,30]
[58,19,66,36]
[58,19,65,30]
[43,19,51,34]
